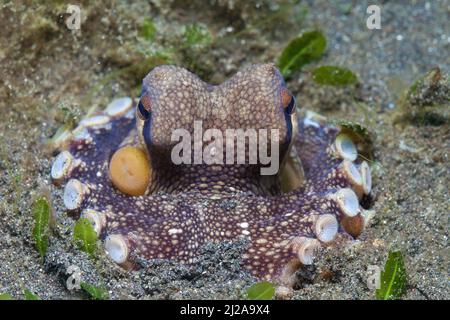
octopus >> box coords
[50,64,374,289]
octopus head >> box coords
[134,64,298,194]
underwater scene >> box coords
[0,0,448,304]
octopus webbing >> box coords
[50,64,374,287]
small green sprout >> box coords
[139,19,157,41]
[246,281,275,300]
[32,196,51,259]
[0,293,13,300]
[80,282,109,300]
[312,65,358,86]
[23,289,40,300]
[408,78,422,95]
[182,23,212,48]
[278,30,327,78]
[376,250,407,300]
[73,218,98,256]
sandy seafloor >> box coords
[0,0,448,300]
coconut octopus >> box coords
[50,64,374,289]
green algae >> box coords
[246,281,275,300]
[32,197,51,260]
[73,218,98,257]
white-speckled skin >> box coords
[51,64,374,284]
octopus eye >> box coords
[137,95,151,121]
[281,88,296,115]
